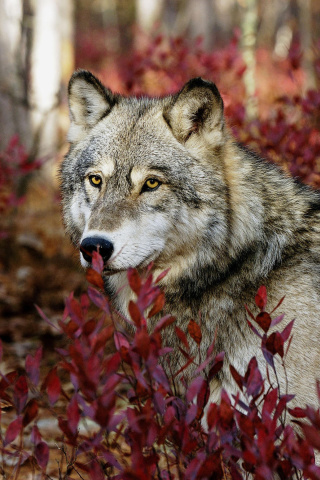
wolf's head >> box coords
[61,71,230,276]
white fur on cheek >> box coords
[82,213,170,270]
[108,214,170,269]
[70,197,91,231]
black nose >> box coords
[80,237,114,264]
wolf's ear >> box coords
[163,78,224,149]
[67,70,118,143]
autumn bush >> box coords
[1,251,320,479]
[0,135,41,237]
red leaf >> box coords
[91,250,104,274]
[35,304,59,331]
[114,331,130,351]
[83,318,97,336]
[246,319,263,339]
[186,377,206,402]
[92,325,114,353]
[4,416,22,446]
[128,300,141,326]
[288,407,307,418]
[255,285,267,310]
[155,268,170,283]
[230,365,243,391]
[43,368,61,406]
[58,318,78,338]
[261,388,278,420]
[219,391,234,429]
[270,313,285,328]
[35,441,49,470]
[80,293,90,314]
[104,352,121,374]
[208,351,225,380]
[25,346,42,386]
[14,375,28,414]
[67,396,80,435]
[301,424,320,450]
[244,304,256,321]
[255,312,271,333]
[31,425,42,445]
[195,354,213,374]
[154,314,175,332]
[175,326,189,350]
[281,319,295,342]
[0,371,18,396]
[66,294,83,325]
[152,365,171,392]
[186,403,198,425]
[148,291,165,317]
[23,399,39,427]
[174,356,195,378]
[58,417,77,443]
[207,402,218,430]
[245,358,264,397]
[86,268,104,289]
[127,268,141,295]
[134,328,150,360]
[87,286,110,313]
[197,378,210,411]
[238,413,255,438]
[270,296,285,314]
[266,331,284,358]
[89,461,105,480]
[187,319,202,345]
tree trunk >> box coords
[241,0,258,120]
[136,0,164,32]
[0,0,74,158]
[297,0,316,90]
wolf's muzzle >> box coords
[80,237,114,264]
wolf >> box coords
[60,69,320,410]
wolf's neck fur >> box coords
[156,139,318,314]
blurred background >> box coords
[0,0,319,367]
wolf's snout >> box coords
[80,237,114,264]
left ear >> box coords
[163,77,225,148]
[67,70,119,144]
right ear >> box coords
[67,70,119,143]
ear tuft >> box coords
[67,70,118,143]
[163,77,224,147]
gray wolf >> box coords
[60,70,320,409]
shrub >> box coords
[0,135,41,237]
[1,252,320,479]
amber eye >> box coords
[89,175,102,188]
[141,178,161,193]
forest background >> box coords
[0,0,320,478]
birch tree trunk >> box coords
[241,0,258,120]
[0,0,74,158]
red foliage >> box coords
[0,135,41,236]
[1,256,320,478]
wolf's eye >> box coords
[89,175,102,188]
[141,178,161,193]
